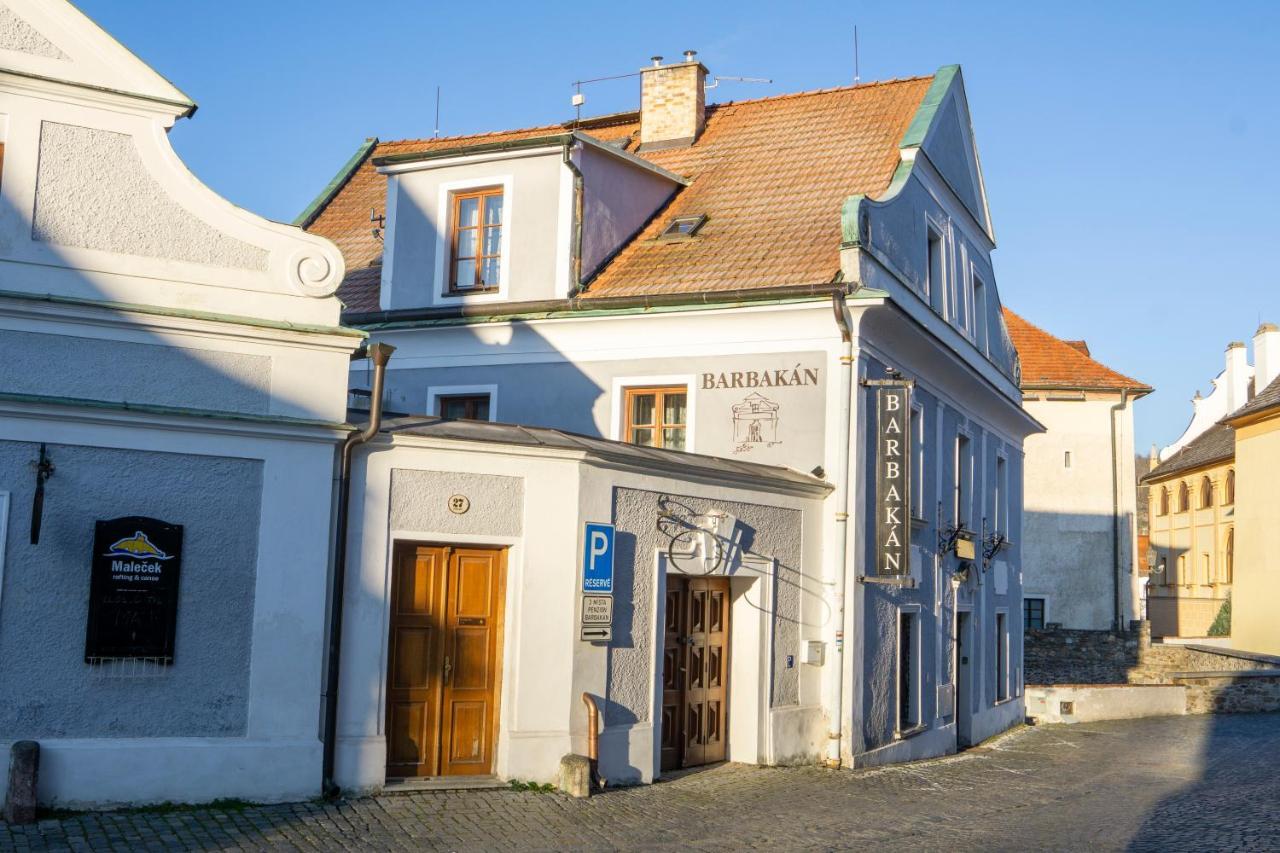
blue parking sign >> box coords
[582,522,615,593]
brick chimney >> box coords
[639,51,708,150]
[1253,322,1280,392]
[1225,341,1250,412]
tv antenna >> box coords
[853,26,861,85]
[434,85,441,138]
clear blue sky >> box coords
[77,0,1278,451]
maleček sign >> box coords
[84,516,184,663]
[875,385,911,577]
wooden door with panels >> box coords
[661,575,730,771]
[385,543,506,779]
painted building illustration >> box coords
[732,393,780,444]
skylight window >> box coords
[660,214,707,239]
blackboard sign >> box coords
[84,517,184,664]
[875,384,911,577]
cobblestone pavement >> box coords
[3,713,1277,852]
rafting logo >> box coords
[104,531,173,561]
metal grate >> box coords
[86,657,173,679]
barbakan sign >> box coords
[701,365,820,390]
[84,516,184,663]
[875,383,912,577]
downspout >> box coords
[1110,388,1130,632]
[322,341,396,798]
[563,143,585,296]
[826,290,854,768]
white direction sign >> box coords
[581,594,613,625]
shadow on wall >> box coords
[1021,509,1142,633]
[0,189,316,743]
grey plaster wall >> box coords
[31,123,269,271]
[607,487,805,726]
[389,469,523,537]
[578,145,676,280]
[0,329,270,414]
[0,441,261,738]
[386,349,828,472]
[0,6,67,58]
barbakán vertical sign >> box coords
[84,516,184,663]
[875,384,911,577]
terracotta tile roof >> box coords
[1224,373,1280,423]
[303,78,933,308]
[1003,308,1152,393]
[1142,423,1234,483]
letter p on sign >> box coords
[582,522,615,593]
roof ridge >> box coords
[702,73,936,111]
[369,74,935,151]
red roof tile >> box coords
[1004,308,1151,393]
[303,78,933,308]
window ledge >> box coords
[894,723,929,741]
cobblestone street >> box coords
[3,713,1277,852]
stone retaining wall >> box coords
[1025,621,1280,721]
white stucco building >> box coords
[1004,311,1152,630]
[307,55,1042,788]
[0,0,357,806]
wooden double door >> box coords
[385,544,506,779]
[661,576,730,771]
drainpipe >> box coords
[1110,388,1130,632]
[322,341,396,798]
[826,290,854,768]
[563,143,585,295]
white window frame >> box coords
[609,375,696,452]
[954,429,973,530]
[924,215,946,313]
[895,604,924,737]
[426,384,498,421]
[910,401,926,521]
[994,451,1008,536]
[433,174,514,303]
[0,491,8,616]
[970,263,988,354]
[994,607,1010,703]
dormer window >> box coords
[449,187,503,293]
[659,213,707,240]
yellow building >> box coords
[1143,426,1236,638]
[1224,370,1280,654]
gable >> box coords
[0,0,193,115]
[913,69,990,237]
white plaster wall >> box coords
[1022,396,1137,629]
[0,57,347,325]
[0,405,344,808]
[381,150,564,310]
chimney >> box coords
[1253,322,1280,392]
[1224,341,1250,412]
[639,51,708,150]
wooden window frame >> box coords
[1177,481,1190,514]
[623,385,688,450]
[436,393,492,421]
[448,187,503,294]
[0,141,5,192]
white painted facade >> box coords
[335,63,1043,779]
[1021,394,1142,630]
[0,0,359,808]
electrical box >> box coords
[801,640,825,666]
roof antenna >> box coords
[853,26,861,85]
[433,86,441,138]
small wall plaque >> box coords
[448,494,470,515]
